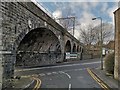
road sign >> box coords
[66,52,78,59]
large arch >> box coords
[16,27,62,66]
[65,40,71,52]
[73,43,76,52]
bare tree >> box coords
[80,24,96,45]
[79,23,114,55]
[80,23,114,44]
[94,23,114,44]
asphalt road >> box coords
[15,58,103,89]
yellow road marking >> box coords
[37,78,41,89]
[87,68,110,90]
[33,78,39,89]
[32,77,41,90]
[87,69,104,88]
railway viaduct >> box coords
[0,1,83,88]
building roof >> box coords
[114,7,120,14]
[104,41,114,50]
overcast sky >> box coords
[36,0,119,40]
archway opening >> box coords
[16,28,61,67]
[65,40,71,52]
[77,45,79,52]
[73,44,76,52]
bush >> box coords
[104,52,114,74]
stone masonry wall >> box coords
[0,2,83,88]
[0,2,83,86]
[0,2,65,88]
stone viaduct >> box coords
[0,1,83,88]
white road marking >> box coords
[63,68,86,72]
[60,71,71,79]
[58,71,64,74]
[32,74,38,77]
[78,76,84,79]
[74,69,83,71]
[69,84,71,90]
[25,80,34,88]
[96,67,100,69]
[21,75,31,78]
[49,78,52,80]
[47,72,52,75]
[52,72,58,74]
[58,71,72,89]
[39,73,45,76]
[15,61,100,72]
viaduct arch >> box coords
[16,27,62,67]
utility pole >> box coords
[92,17,103,70]
[118,1,120,8]
[72,17,75,37]
[56,16,76,37]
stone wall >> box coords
[0,2,83,88]
[114,8,120,81]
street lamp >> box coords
[92,17,103,70]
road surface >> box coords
[15,58,103,89]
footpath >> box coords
[2,76,34,90]
[91,68,119,90]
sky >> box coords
[36,0,119,41]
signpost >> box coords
[66,52,78,59]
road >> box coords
[15,58,103,89]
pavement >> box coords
[10,76,34,90]
[90,68,119,90]
[2,76,35,90]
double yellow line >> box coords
[33,77,41,90]
[87,68,110,90]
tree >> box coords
[94,23,114,44]
[80,23,114,45]
[80,24,96,45]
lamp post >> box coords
[92,17,103,70]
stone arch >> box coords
[73,43,76,52]
[14,27,62,50]
[15,27,62,66]
[77,45,80,52]
[79,47,81,52]
[65,40,71,52]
